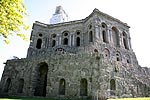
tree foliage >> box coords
[0,0,29,44]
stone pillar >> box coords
[99,26,102,42]
[58,34,62,45]
[108,27,113,45]
[56,34,59,46]
[128,37,132,50]
[72,34,75,46]
[107,27,111,43]
[118,29,122,47]
[95,26,99,39]
[69,34,72,46]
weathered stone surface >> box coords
[0,8,150,99]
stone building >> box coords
[0,6,150,99]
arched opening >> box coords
[59,79,66,95]
[52,40,56,47]
[102,30,108,43]
[4,78,11,92]
[123,32,129,49]
[102,23,108,43]
[112,27,120,47]
[36,39,42,49]
[110,79,116,95]
[17,79,24,93]
[63,38,68,45]
[80,78,88,96]
[110,79,116,90]
[76,37,80,46]
[34,62,48,97]
[89,31,93,42]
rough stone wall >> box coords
[0,8,150,99]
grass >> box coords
[0,96,90,100]
[0,97,150,100]
[108,97,150,100]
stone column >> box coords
[58,34,62,45]
[108,27,113,45]
[72,34,75,46]
[107,27,110,43]
[99,26,102,42]
[95,26,99,39]
[69,34,72,46]
[118,29,122,47]
[128,37,132,50]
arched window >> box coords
[123,32,129,49]
[17,79,24,93]
[102,23,108,43]
[59,79,65,95]
[76,37,80,46]
[4,78,11,92]
[110,79,116,90]
[62,31,69,46]
[102,30,107,43]
[89,31,93,42]
[116,51,121,61]
[80,78,88,96]
[63,38,68,45]
[52,40,56,47]
[36,39,42,49]
[112,27,120,47]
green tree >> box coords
[0,0,29,44]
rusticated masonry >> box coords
[0,7,150,99]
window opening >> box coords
[63,38,68,45]
[52,40,56,47]
[89,31,93,42]
[76,37,80,46]
[36,39,42,49]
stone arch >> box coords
[110,79,116,95]
[112,27,120,47]
[4,78,11,92]
[101,23,109,43]
[116,51,121,61]
[59,78,66,95]
[89,31,93,42]
[36,38,42,49]
[80,78,88,96]
[110,79,116,90]
[103,48,110,58]
[34,62,48,97]
[62,31,69,45]
[123,32,129,49]
[17,78,24,93]
[51,34,56,47]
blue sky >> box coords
[0,0,150,79]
